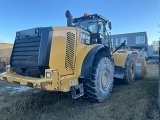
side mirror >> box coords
[108,22,112,30]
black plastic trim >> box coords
[10,27,53,77]
[38,27,53,69]
[114,66,125,79]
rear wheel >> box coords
[82,57,114,102]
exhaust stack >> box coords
[65,10,73,27]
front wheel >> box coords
[82,57,114,102]
[123,54,135,84]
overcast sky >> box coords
[0,0,159,44]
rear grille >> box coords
[10,27,53,78]
[11,36,41,68]
[65,32,75,71]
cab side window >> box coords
[98,23,104,38]
[98,23,108,45]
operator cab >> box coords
[73,13,112,45]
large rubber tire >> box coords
[82,57,114,102]
[122,54,135,84]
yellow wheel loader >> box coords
[0,10,146,102]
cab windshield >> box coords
[74,19,98,34]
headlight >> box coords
[85,35,91,44]
[46,72,51,78]
[79,32,91,45]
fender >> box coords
[80,45,110,79]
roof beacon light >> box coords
[84,13,89,17]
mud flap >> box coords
[114,66,125,79]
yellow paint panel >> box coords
[49,27,77,76]
[113,52,128,67]
[43,69,59,91]
[0,69,80,92]
[59,75,79,92]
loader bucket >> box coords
[129,52,147,79]
[134,57,147,79]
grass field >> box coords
[0,63,159,120]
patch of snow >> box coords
[0,86,32,94]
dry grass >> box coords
[0,64,159,120]
[0,43,13,50]
[0,62,6,73]
[0,49,12,57]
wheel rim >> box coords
[130,63,134,78]
[101,69,110,91]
